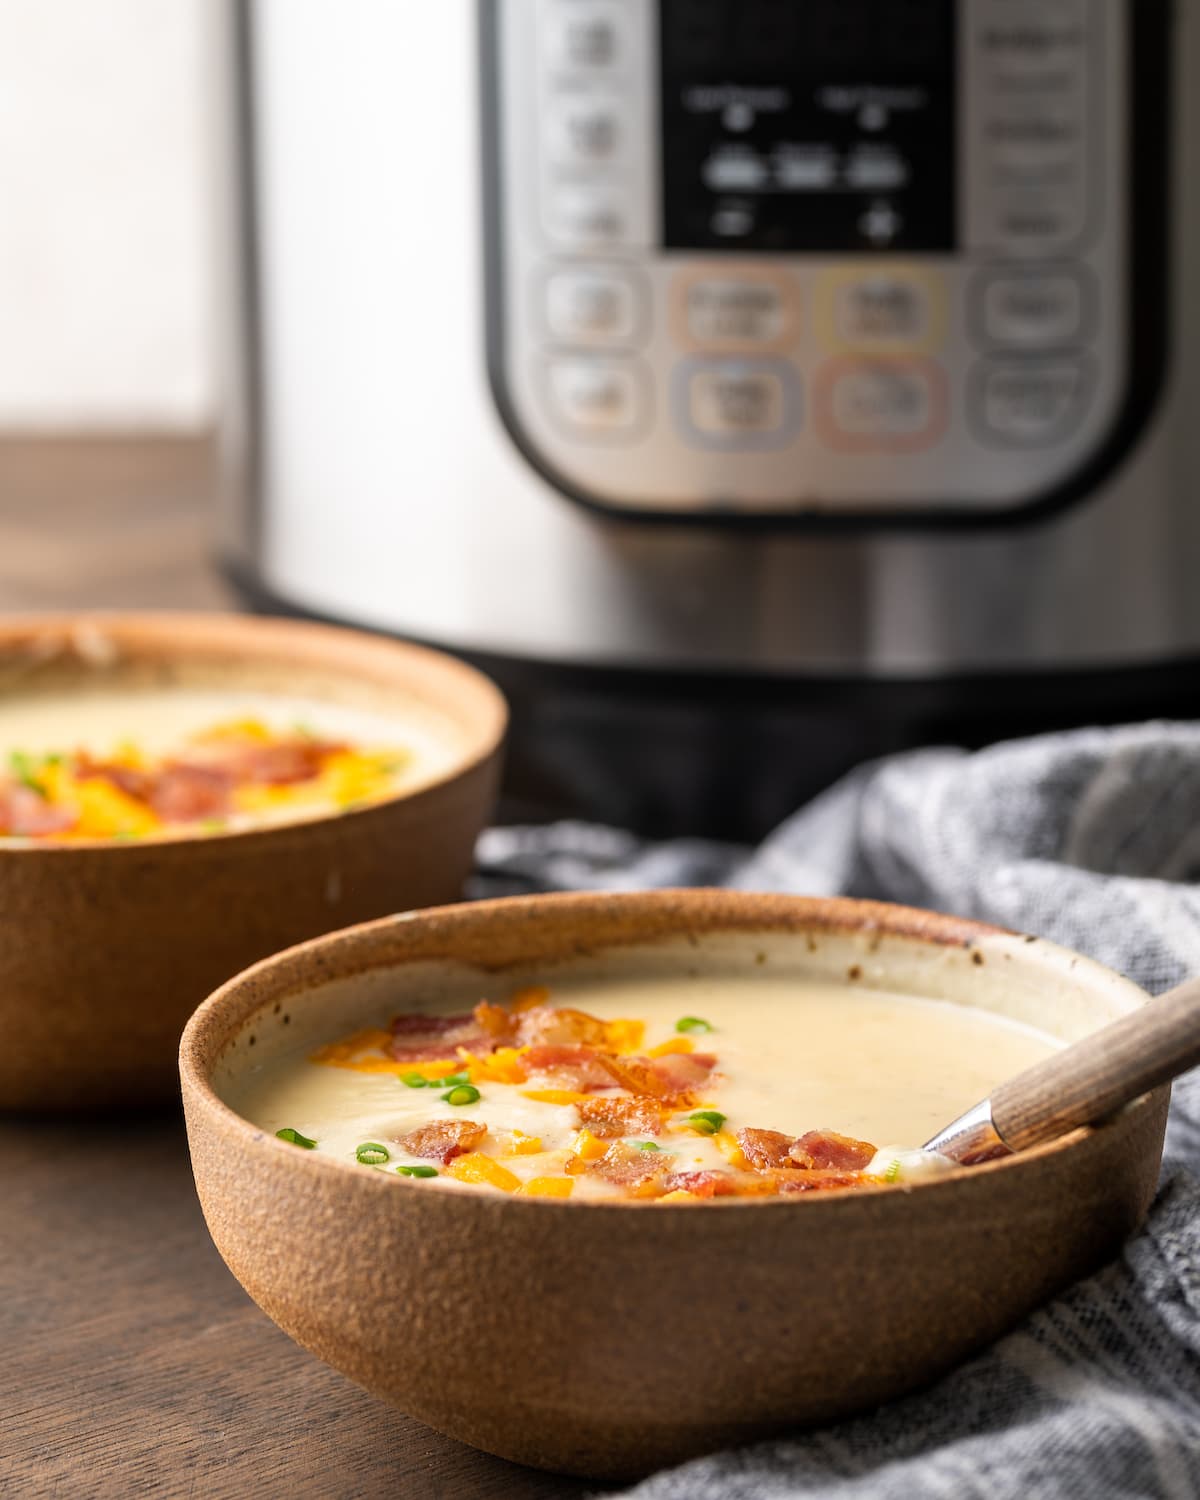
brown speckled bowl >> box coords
[179,891,1167,1479]
[0,613,506,1112]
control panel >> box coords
[483,0,1164,521]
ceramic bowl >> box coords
[179,890,1167,1479]
[0,613,506,1111]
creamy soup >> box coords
[231,976,1061,1202]
[0,688,453,841]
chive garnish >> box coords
[276,1127,316,1149]
[686,1110,726,1135]
[355,1142,390,1165]
[675,1016,714,1035]
[637,1141,662,1152]
[442,1083,481,1107]
[884,1157,903,1184]
[8,751,47,796]
[401,1072,430,1088]
[396,1164,438,1178]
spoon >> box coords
[923,974,1200,1164]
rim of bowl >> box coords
[179,889,1156,1213]
[0,611,508,855]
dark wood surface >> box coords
[0,439,602,1500]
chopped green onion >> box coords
[276,1127,316,1149]
[675,1016,714,1035]
[426,1070,470,1088]
[355,1142,390,1165]
[401,1072,430,1088]
[396,1164,438,1178]
[636,1141,662,1152]
[292,721,317,740]
[8,751,47,796]
[442,1083,481,1107]
[200,818,227,833]
[686,1110,726,1136]
[884,1157,903,1184]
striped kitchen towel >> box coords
[475,721,1200,1499]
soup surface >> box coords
[0,687,450,841]
[231,975,1061,1202]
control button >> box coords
[545,98,622,168]
[833,277,935,350]
[671,270,799,352]
[541,2,625,72]
[543,183,630,247]
[970,357,1093,447]
[543,357,648,440]
[816,357,948,452]
[974,270,1089,350]
[674,358,799,450]
[544,267,642,344]
[683,280,791,347]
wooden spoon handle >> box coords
[991,976,1200,1152]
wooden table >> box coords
[0,439,603,1499]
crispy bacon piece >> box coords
[388,1011,488,1062]
[597,1049,717,1103]
[661,1170,738,1199]
[791,1129,876,1172]
[736,1128,798,1171]
[575,1095,665,1139]
[524,1044,612,1092]
[776,1170,866,1194]
[74,755,154,802]
[201,738,343,786]
[398,1119,487,1164]
[149,764,232,824]
[571,1140,671,1194]
[0,783,77,837]
[514,1005,609,1048]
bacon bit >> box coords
[388,1011,489,1062]
[791,1129,877,1172]
[74,755,154,802]
[571,1140,671,1196]
[661,1170,737,1199]
[515,1005,611,1048]
[519,1176,574,1199]
[736,1127,799,1171]
[522,1043,613,1092]
[598,1049,716,1104]
[445,1152,521,1192]
[149,764,232,824]
[398,1119,487,1164]
[575,1095,665,1139]
[214,738,344,786]
[776,1170,867,1194]
[0,783,78,837]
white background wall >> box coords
[0,0,213,431]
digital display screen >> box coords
[659,0,957,252]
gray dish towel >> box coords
[474,723,1200,1499]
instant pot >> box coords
[216,0,1198,837]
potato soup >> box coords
[0,687,456,841]
[230,974,1061,1202]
